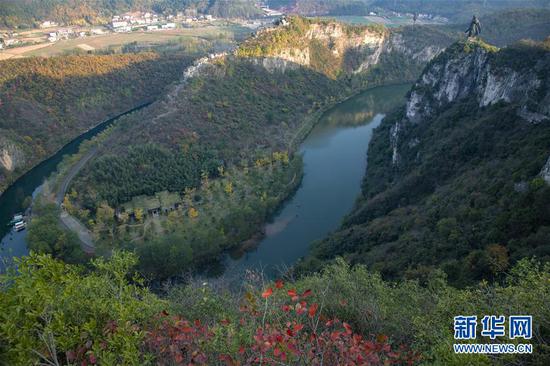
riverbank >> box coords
[223,84,411,279]
[0,102,153,262]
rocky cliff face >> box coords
[392,39,550,166]
[541,156,550,184]
[0,134,25,192]
[0,135,24,173]
[405,41,550,124]
[235,17,452,78]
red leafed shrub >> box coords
[145,281,420,365]
[145,312,212,365]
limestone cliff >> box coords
[0,135,25,171]
[235,17,453,78]
[392,39,550,166]
[405,40,550,124]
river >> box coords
[0,103,151,269]
[224,83,411,278]
[0,84,409,275]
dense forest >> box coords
[67,56,349,278]
[0,0,260,28]
[302,39,550,287]
[0,51,194,195]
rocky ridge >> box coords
[391,39,550,166]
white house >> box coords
[40,20,58,28]
[4,39,19,46]
[112,21,128,28]
[146,25,159,31]
[115,26,132,33]
[161,23,176,30]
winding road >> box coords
[55,147,99,254]
[49,102,154,254]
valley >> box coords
[0,3,549,365]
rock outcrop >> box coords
[541,156,550,184]
[405,40,550,124]
[391,39,550,166]
[0,135,24,173]
[235,17,452,77]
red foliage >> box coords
[145,312,211,365]
[143,285,420,366]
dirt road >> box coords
[55,147,99,254]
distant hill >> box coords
[0,0,261,28]
[445,8,550,46]
[266,0,550,22]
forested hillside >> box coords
[0,0,260,28]
[302,38,550,286]
[0,52,193,194]
[54,17,457,280]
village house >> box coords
[161,23,176,30]
[40,20,58,28]
[112,20,128,29]
[56,28,73,40]
[114,26,132,33]
[3,38,19,47]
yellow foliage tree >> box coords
[62,195,73,212]
[188,207,199,219]
[224,182,233,195]
[135,208,144,223]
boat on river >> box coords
[9,214,26,231]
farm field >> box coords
[0,24,248,58]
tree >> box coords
[188,207,199,219]
[135,208,144,223]
[486,244,509,275]
[0,251,165,365]
[96,202,116,240]
[224,181,233,195]
[27,202,82,263]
